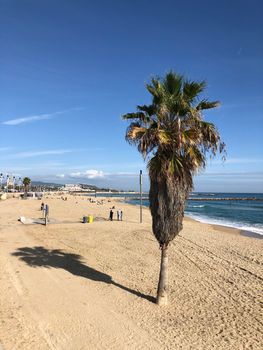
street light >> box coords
[6,175,9,192]
[140,170,142,223]
[0,173,3,191]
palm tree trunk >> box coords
[149,170,189,306]
[149,174,186,246]
[156,245,168,306]
[24,185,28,199]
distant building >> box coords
[6,176,14,188]
[59,184,83,192]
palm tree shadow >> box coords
[12,246,155,303]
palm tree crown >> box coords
[23,177,31,187]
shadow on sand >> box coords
[12,246,155,303]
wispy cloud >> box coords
[2,108,81,126]
[3,114,53,125]
[7,149,72,159]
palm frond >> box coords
[137,104,155,116]
[146,78,162,98]
[183,80,206,102]
[122,112,145,120]
[181,129,200,146]
[125,122,142,144]
[196,99,220,110]
[147,154,164,178]
[163,71,183,96]
[199,121,219,143]
[186,146,206,169]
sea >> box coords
[92,192,263,236]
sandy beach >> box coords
[0,195,262,349]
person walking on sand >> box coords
[117,209,123,221]
[109,209,114,221]
[44,204,49,226]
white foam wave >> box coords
[186,213,263,236]
[188,205,205,208]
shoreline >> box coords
[185,216,263,239]
[119,198,263,240]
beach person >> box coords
[40,202,45,211]
[117,209,123,221]
[109,209,114,221]
[45,204,49,218]
[44,204,49,226]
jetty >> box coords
[188,197,263,201]
[127,196,263,202]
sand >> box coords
[0,195,262,350]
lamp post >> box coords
[0,173,3,191]
[6,175,9,192]
[13,176,16,192]
[140,170,142,223]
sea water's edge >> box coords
[185,213,263,236]
[89,192,263,238]
[121,199,263,239]
[185,213,263,239]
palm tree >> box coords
[122,72,225,306]
[23,177,31,198]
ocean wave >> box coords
[186,213,263,236]
[187,205,205,208]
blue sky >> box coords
[0,0,262,192]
